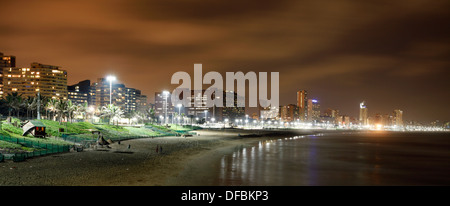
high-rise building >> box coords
[89,78,148,114]
[307,98,320,122]
[124,87,137,114]
[297,90,307,121]
[323,108,340,124]
[359,101,368,125]
[2,62,67,100]
[88,82,98,106]
[393,109,403,127]
[0,52,16,68]
[154,91,174,123]
[93,78,134,112]
[216,90,245,122]
[280,104,299,122]
[0,52,16,98]
[156,90,245,123]
[135,90,148,113]
[68,80,90,105]
[260,106,279,120]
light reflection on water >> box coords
[216,132,450,186]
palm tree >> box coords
[181,113,186,125]
[26,96,37,119]
[5,92,23,118]
[73,103,86,121]
[66,100,77,123]
[46,99,58,121]
[146,108,155,124]
[101,104,123,125]
[55,99,68,123]
[35,94,48,120]
[134,111,145,124]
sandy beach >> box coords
[0,129,313,186]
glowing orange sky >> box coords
[1,0,449,122]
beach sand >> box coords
[0,129,313,186]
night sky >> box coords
[1,0,449,123]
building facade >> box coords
[307,98,320,122]
[154,91,174,123]
[280,104,299,122]
[67,80,90,105]
[2,62,67,100]
[359,101,369,125]
[393,109,403,127]
[297,90,308,121]
[0,52,16,98]
[155,90,245,123]
[260,106,279,120]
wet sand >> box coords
[0,129,311,186]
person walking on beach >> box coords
[160,146,163,154]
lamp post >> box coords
[106,75,116,105]
[162,91,170,125]
[245,114,249,127]
[177,104,182,125]
[224,118,229,129]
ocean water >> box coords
[214,131,450,186]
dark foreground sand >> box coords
[0,129,313,186]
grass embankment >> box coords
[0,118,197,153]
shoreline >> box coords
[0,128,314,186]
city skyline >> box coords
[1,0,449,123]
[0,50,444,125]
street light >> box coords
[106,75,116,105]
[177,104,182,125]
[162,91,170,124]
[224,118,229,128]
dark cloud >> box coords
[127,0,294,21]
[0,0,449,122]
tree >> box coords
[46,99,58,121]
[73,103,86,121]
[66,100,77,123]
[134,111,145,124]
[101,104,123,125]
[5,92,23,118]
[25,96,37,119]
[55,99,68,123]
[146,108,155,124]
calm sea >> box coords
[214,131,450,186]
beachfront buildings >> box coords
[260,106,279,120]
[87,78,148,114]
[280,104,299,122]
[2,62,68,100]
[154,91,175,123]
[68,80,90,105]
[0,52,16,98]
[297,90,307,121]
[307,98,320,122]
[393,109,403,127]
[154,90,245,123]
[359,101,369,125]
